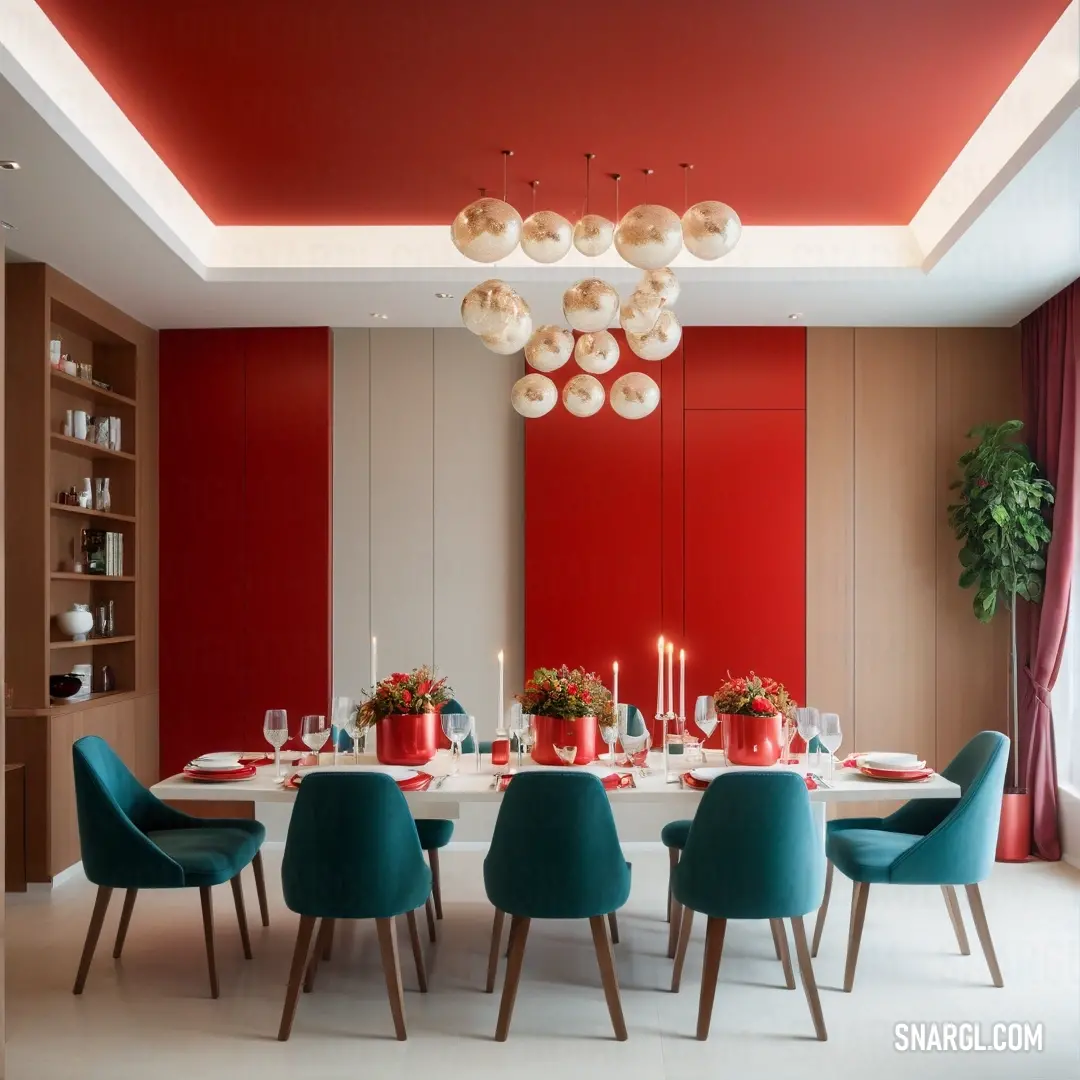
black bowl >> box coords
[50,673,83,699]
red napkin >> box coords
[682,772,817,791]
[496,771,634,792]
[284,772,433,792]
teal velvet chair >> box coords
[661,732,825,955]
[71,736,267,999]
[483,771,632,1041]
[813,730,1008,991]
[670,770,827,1041]
[277,772,432,1041]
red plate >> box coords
[182,764,257,782]
[284,771,433,792]
[682,772,818,790]
[858,765,933,782]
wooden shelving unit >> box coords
[6,262,159,883]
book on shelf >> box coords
[81,529,124,576]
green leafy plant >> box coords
[516,665,615,728]
[947,420,1054,787]
[357,666,452,728]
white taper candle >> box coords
[657,637,664,717]
[612,660,619,709]
[666,641,674,716]
[679,648,685,720]
[498,650,504,732]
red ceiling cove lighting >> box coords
[35,0,1070,227]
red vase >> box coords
[996,790,1032,862]
[530,714,599,765]
[722,712,783,766]
[376,713,438,766]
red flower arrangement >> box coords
[357,665,452,728]
[516,665,615,728]
[712,671,795,719]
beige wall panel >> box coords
[806,328,856,751]
[934,327,1021,766]
[854,329,938,764]
[332,330,372,699]
[433,330,524,737]
[370,330,435,676]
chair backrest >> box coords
[676,771,824,919]
[484,771,630,920]
[72,736,185,888]
[888,730,1009,885]
[281,772,431,919]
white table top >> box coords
[152,750,960,817]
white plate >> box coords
[512,764,614,776]
[689,767,726,782]
[191,752,243,768]
[296,764,418,782]
[862,752,924,770]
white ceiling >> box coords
[1,49,1079,330]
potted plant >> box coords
[712,671,795,766]
[358,665,453,766]
[947,420,1054,862]
[516,665,615,765]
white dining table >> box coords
[151,751,961,845]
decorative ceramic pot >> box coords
[56,604,94,641]
[995,789,1032,862]
[376,713,438,766]
[531,714,599,765]
[721,712,783,766]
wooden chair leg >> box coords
[843,880,870,992]
[322,918,335,961]
[607,911,620,945]
[230,875,253,959]
[495,915,530,1041]
[199,886,220,999]
[964,883,1004,987]
[486,908,505,993]
[791,916,828,1041]
[304,918,334,993]
[277,915,317,1040]
[695,917,727,1040]
[942,885,970,955]
[769,917,783,960]
[811,859,833,958]
[429,848,444,920]
[771,919,796,989]
[590,914,628,1041]
[425,895,437,943]
[252,850,270,928]
[112,888,138,959]
[667,849,682,956]
[376,916,408,1040]
[670,906,695,992]
[73,885,113,994]
[405,910,428,992]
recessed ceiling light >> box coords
[0,161,21,171]
[1,220,16,230]
[435,292,454,299]
[370,313,389,320]
[788,312,803,320]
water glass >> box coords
[694,695,719,749]
[300,714,329,763]
[599,721,619,766]
[263,709,289,778]
[343,702,364,763]
[683,736,704,766]
[818,713,842,781]
[442,712,475,775]
[330,696,355,764]
[795,707,820,766]
[518,714,536,762]
[507,703,526,767]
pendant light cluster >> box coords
[451,153,741,421]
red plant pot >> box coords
[376,713,439,766]
[721,712,783,766]
[995,790,1032,862]
[530,714,599,766]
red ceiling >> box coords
[37,0,1070,227]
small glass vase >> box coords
[93,478,111,512]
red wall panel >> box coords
[159,327,332,776]
[684,326,806,409]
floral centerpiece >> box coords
[516,665,614,765]
[358,665,452,767]
[712,671,794,766]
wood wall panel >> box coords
[806,330,856,745]
[370,330,435,676]
[934,328,1020,765]
[332,330,371,701]
[433,330,524,723]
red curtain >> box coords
[1019,282,1080,860]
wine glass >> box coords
[263,709,289,779]
[554,744,579,766]
[694,695,718,755]
[795,707,820,767]
[818,713,842,782]
[518,714,536,763]
[300,714,329,765]
[330,696,355,765]
[507,703,525,767]
[599,721,619,767]
[442,712,475,775]
[344,702,364,764]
